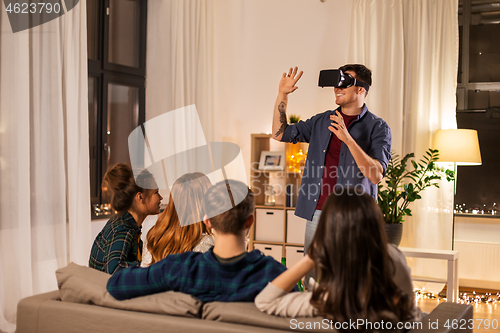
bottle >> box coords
[297,279,305,292]
[281,257,286,267]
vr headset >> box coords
[318,69,370,92]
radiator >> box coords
[454,240,500,289]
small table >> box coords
[399,247,459,302]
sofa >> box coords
[16,263,473,333]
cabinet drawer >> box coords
[254,244,282,263]
[285,246,305,268]
[255,209,284,242]
[286,210,306,244]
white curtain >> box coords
[0,2,91,332]
[349,0,458,292]
[146,0,215,195]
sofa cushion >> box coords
[56,262,202,318]
[203,301,329,332]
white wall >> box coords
[145,0,353,184]
[211,0,352,181]
[454,215,500,289]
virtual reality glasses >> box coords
[318,69,370,92]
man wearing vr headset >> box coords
[271,64,391,271]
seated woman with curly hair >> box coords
[141,172,213,266]
[255,188,422,326]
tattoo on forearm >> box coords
[275,101,288,137]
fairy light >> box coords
[414,289,500,305]
[287,149,307,173]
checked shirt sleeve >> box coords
[105,229,140,275]
[107,255,183,300]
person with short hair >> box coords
[89,163,163,274]
[107,180,295,302]
[255,189,422,325]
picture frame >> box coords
[258,151,285,171]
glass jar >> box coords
[264,185,276,206]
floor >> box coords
[416,289,500,333]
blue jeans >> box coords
[304,210,321,288]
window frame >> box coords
[455,0,500,216]
[88,0,148,218]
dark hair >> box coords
[339,64,372,87]
[102,163,154,212]
[308,189,412,326]
[204,180,254,235]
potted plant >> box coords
[377,148,455,246]
[289,114,301,123]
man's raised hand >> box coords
[279,67,303,94]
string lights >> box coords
[414,289,500,305]
[287,149,307,173]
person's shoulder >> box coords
[313,109,335,120]
[296,110,334,124]
[192,234,214,252]
[99,214,133,237]
[387,244,407,263]
[362,107,389,126]
[153,251,204,269]
[177,250,205,260]
[248,250,285,269]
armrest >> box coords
[409,302,473,333]
[17,290,61,333]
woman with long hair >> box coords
[141,172,213,266]
[255,189,421,325]
[89,163,163,274]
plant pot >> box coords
[384,223,403,247]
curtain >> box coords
[0,2,91,332]
[145,0,216,194]
[146,0,214,142]
[349,0,458,293]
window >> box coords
[87,0,147,218]
[456,0,500,215]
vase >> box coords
[384,223,403,247]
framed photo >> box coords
[259,151,285,171]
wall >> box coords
[145,0,353,184]
[211,0,352,182]
[455,215,500,290]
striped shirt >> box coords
[107,248,295,302]
[89,212,142,274]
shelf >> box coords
[284,242,305,247]
[252,241,287,246]
[250,133,309,259]
[255,205,297,210]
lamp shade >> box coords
[433,129,482,165]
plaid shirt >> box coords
[107,248,296,302]
[89,212,142,274]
